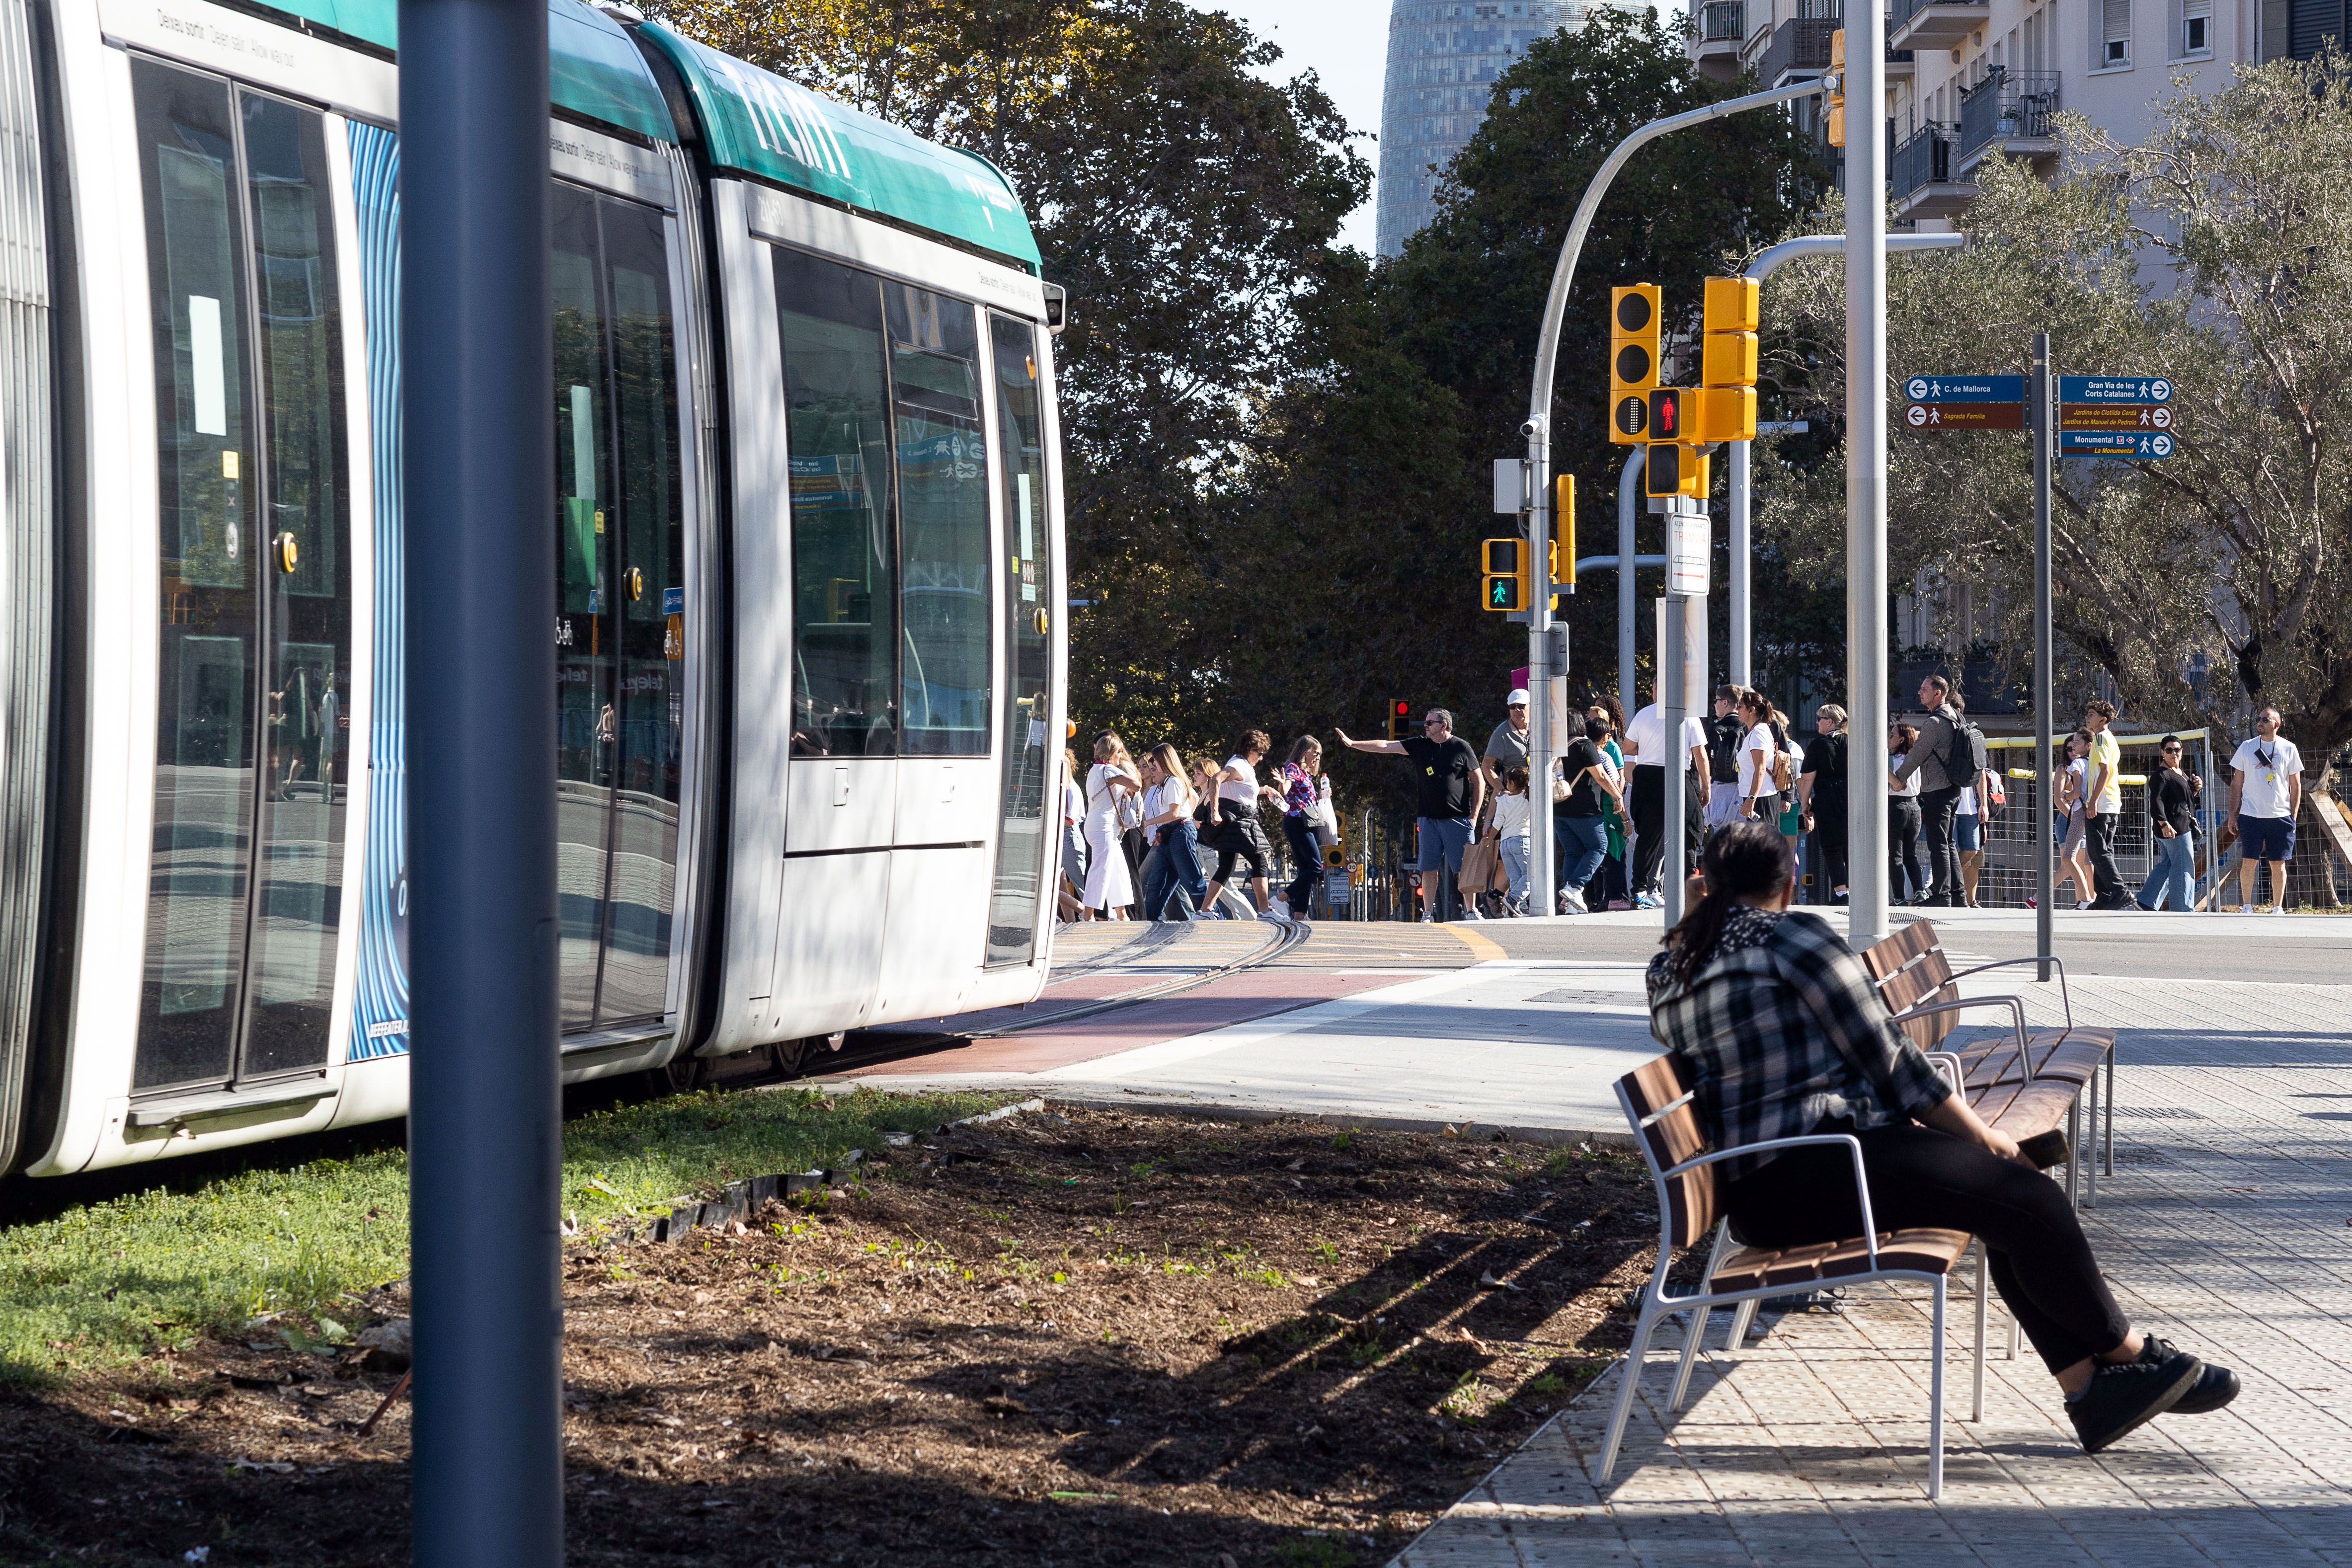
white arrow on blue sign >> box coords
[1903,374,2026,403]
[2059,429,2175,459]
[2059,375,2171,404]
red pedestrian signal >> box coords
[1648,387,1684,441]
[1388,699,1412,740]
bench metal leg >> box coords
[1972,1241,1987,1423]
[1669,1224,1731,1413]
[1728,1296,1759,1349]
[2083,1068,2099,1209]
[1596,1298,1662,1484]
[2066,1098,2082,1208]
[2008,1315,2019,1360]
[1929,1276,1948,1500]
[2104,1042,2116,1176]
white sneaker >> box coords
[1562,885,1589,913]
[1460,905,1486,921]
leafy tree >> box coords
[1755,54,2352,761]
[659,0,1371,760]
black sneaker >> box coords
[2139,1334,2241,1414]
[2068,1352,2201,1453]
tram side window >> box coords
[773,248,895,757]
[887,284,989,756]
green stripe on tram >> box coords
[246,0,679,145]
[633,22,1042,271]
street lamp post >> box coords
[401,0,562,1564]
[1522,76,1827,921]
[1844,8,1891,950]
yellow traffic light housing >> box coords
[1387,698,1412,739]
[1826,29,1846,148]
[1481,537,1526,612]
[1695,276,1760,444]
[1643,444,1710,500]
[1554,474,1575,589]
[1609,284,1661,445]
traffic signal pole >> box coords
[1845,1,1890,950]
[1522,75,1825,923]
[1725,233,1962,687]
[402,0,563,1564]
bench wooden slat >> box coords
[1624,1055,1690,1119]
[1712,1227,1971,1293]
[1861,920,1935,980]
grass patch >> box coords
[0,1085,1007,1386]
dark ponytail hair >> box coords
[1659,821,1796,988]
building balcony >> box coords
[1890,123,1974,218]
[1885,48,1916,83]
[1888,0,1992,50]
[1691,0,1746,74]
[1955,68,2060,171]
[1758,17,1837,84]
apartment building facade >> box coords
[1687,0,2338,220]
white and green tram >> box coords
[0,0,1069,1176]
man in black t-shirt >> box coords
[1705,687,1745,828]
[1797,704,1850,903]
[1336,708,1485,921]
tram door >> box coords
[552,183,686,1034]
[130,62,353,1093]
[984,315,1054,965]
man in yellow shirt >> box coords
[2081,699,2132,910]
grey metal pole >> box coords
[1727,233,1962,692]
[1727,440,1750,690]
[1617,447,1641,717]
[1844,13,1889,951]
[402,0,562,1562]
[2033,332,2055,978]
[1527,460,1556,921]
[1663,592,1688,924]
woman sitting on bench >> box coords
[1647,820,2239,1452]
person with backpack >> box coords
[1705,687,1745,828]
[1889,673,1973,908]
[1799,703,1850,903]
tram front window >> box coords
[773,248,895,757]
[887,284,988,756]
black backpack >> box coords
[1944,711,1989,782]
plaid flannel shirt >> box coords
[1645,907,1952,1179]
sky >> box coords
[1186,1,1389,254]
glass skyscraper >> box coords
[1376,1,1646,256]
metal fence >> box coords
[1965,730,2219,909]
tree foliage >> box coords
[1756,55,2352,757]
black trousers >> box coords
[1889,796,1925,899]
[1810,793,1849,894]
[1630,767,1701,897]
[1918,784,1963,907]
[2084,811,2125,903]
[1282,814,1322,916]
[1723,1121,2128,1374]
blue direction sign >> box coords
[2059,429,2175,459]
[2059,375,2171,404]
[1904,375,2025,403]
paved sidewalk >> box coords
[1398,968,2352,1566]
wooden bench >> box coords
[1861,920,2117,1207]
[1598,1055,1983,1499]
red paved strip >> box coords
[851,969,1417,1077]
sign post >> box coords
[2031,337,2055,979]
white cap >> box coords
[1507,689,1530,706]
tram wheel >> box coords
[662,1055,709,1094]
[773,1038,813,1078]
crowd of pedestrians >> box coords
[1056,691,2321,925]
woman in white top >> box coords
[2057,729,2096,908]
[1889,722,1927,902]
[1734,691,1782,822]
[1082,732,1142,919]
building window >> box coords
[2182,0,2210,51]
[2102,0,2131,64]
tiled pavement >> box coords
[1397,970,2352,1566]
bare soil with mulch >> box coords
[0,1106,1665,1567]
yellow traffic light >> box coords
[1609,284,1661,445]
[1555,474,1575,589]
[1696,276,1760,444]
[1643,444,1709,500]
[1482,537,1526,612]
[1827,29,1846,148]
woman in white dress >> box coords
[1082,732,1142,918]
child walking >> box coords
[1492,766,1535,916]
